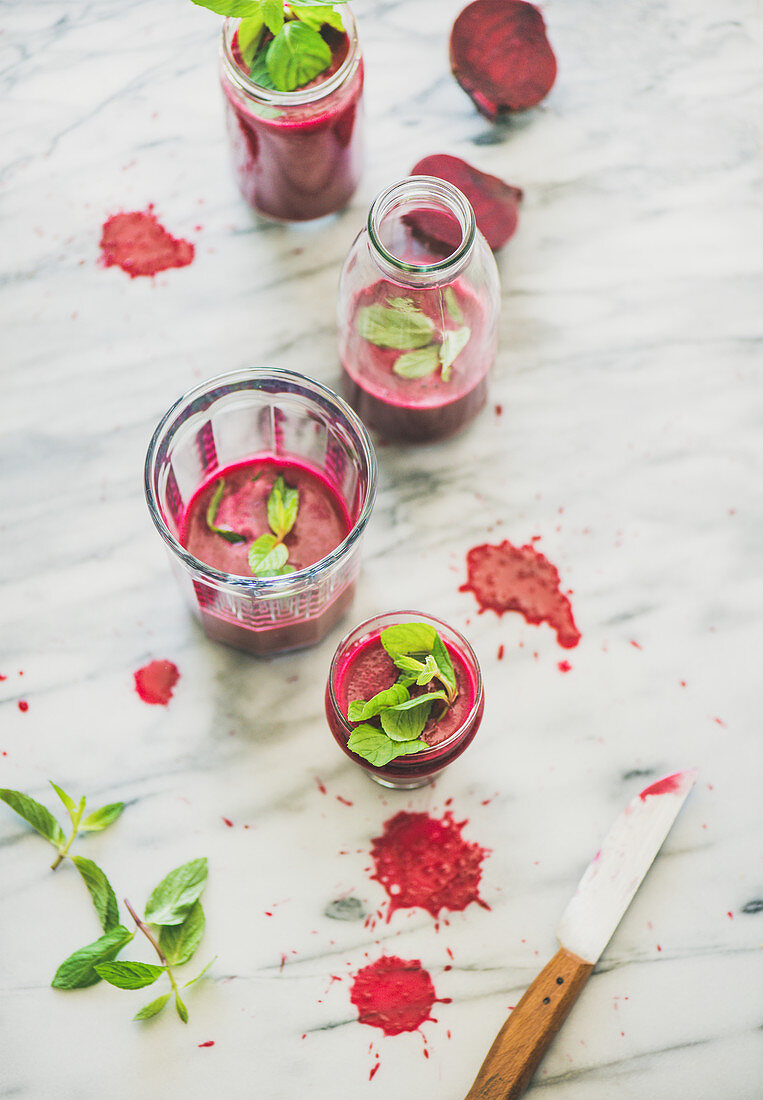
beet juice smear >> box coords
[350,956,450,1035]
[134,660,180,705]
[99,207,194,277]
[370,810,490,920]
[460,540,581,648]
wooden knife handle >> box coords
[464,947,595,1100]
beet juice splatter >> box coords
[639,773,686,800]
[370,811,489,921]
[460,540,580,648]
[134,660,180,706]
[350,956,450,1036]
[99,206,195,278]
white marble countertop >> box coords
[2,0,761,1096]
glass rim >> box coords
[367,176,477,282]
[219,6,360,108]
[144,367,377,594]
[327,609,484,756]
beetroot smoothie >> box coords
[326,613,484,787]
[220,16,364,222]
[178,456,352,654]
[341,277,494,440]
[180,458,350,576]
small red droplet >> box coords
[497,644,504,660]
[557,660,572,673]
[18,700,29,713]
[222,817,234,827]
[629,640,642,650]
[134,660,179,705]
[198,1040,215,1048]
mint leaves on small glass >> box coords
[356,288,471,383]
[1,785,212,1022]
[248,474,299,576]
[204,472,300,576]
[345,623,459,768]
[194,0,348,92]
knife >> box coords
[464,768,697,1100]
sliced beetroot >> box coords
[450,0,557,119]
[409,154,522,251]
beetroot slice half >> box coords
[409,154,522,251]
[450,0,557,119]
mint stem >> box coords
[124,898,168,968]
[50,804,84,870]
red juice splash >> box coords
[134,660,180,706]
[639,773,685,800]
[99,206,194,278]
[370,811,489,921]
[460,540,580,648]
[349,956,450,1036]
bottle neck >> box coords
[367,177,476,287]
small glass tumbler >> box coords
[337,176,501,441]
[325,611,484,789]
[145,369,377,656]
[219,7,364,222]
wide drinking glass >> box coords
[325,610,484,789]
[338,176,501,440]
[145,369,377,656]
[219,7,364,222]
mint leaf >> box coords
[49,782,76,816]
[0,789,66,849]
[346,725,396,767]
[52,925,134,990]
[393,346,440,380]
[347,683,409,722]
[72,856,120,932]
[95,961,165,990]
[291,4,344,31]
[392,654,426,674]
[249,48,277,88]
[206,479,247,545]
[416,654,440,685]
[444,286,464,324]
[175,991,189,1023]
[431,636,457,698]
[357,303,435,351]
[189,0,265,14]
[184,956,217,987]
[158,901,205,966]
[248,533,289,575]
[144,858,208,927]
[388,738,428,760]
[80,801,124,833]
[261,0,284,35]
[380,698,432,741]
[380,622,437,658]
[267,476,299,540]
[439,325,471,382]
[267,21,331,91]
[238,13,265,66]
[134,991,171,1020]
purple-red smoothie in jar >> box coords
[325,614,484,787]
[220,15,364,222]
[341,277,495,441]
[338,178,500,441]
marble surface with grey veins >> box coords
[1,0,761,1097]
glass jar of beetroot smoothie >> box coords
[145,369,376,656]
[219,7,363,222]
[338,176,500,440]
[326,611,484,789]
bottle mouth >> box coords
[327,609,484,755]
[367,177,477,285]
[220,7,360,107]
[144,367,377,595]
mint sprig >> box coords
[206,478,247,544]
[1,783,124,871]
[193,0,348,93]
[357,292,472,382]
[344,623,459,768]
[249,474,299,576]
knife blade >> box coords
[464,769,697,1100]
